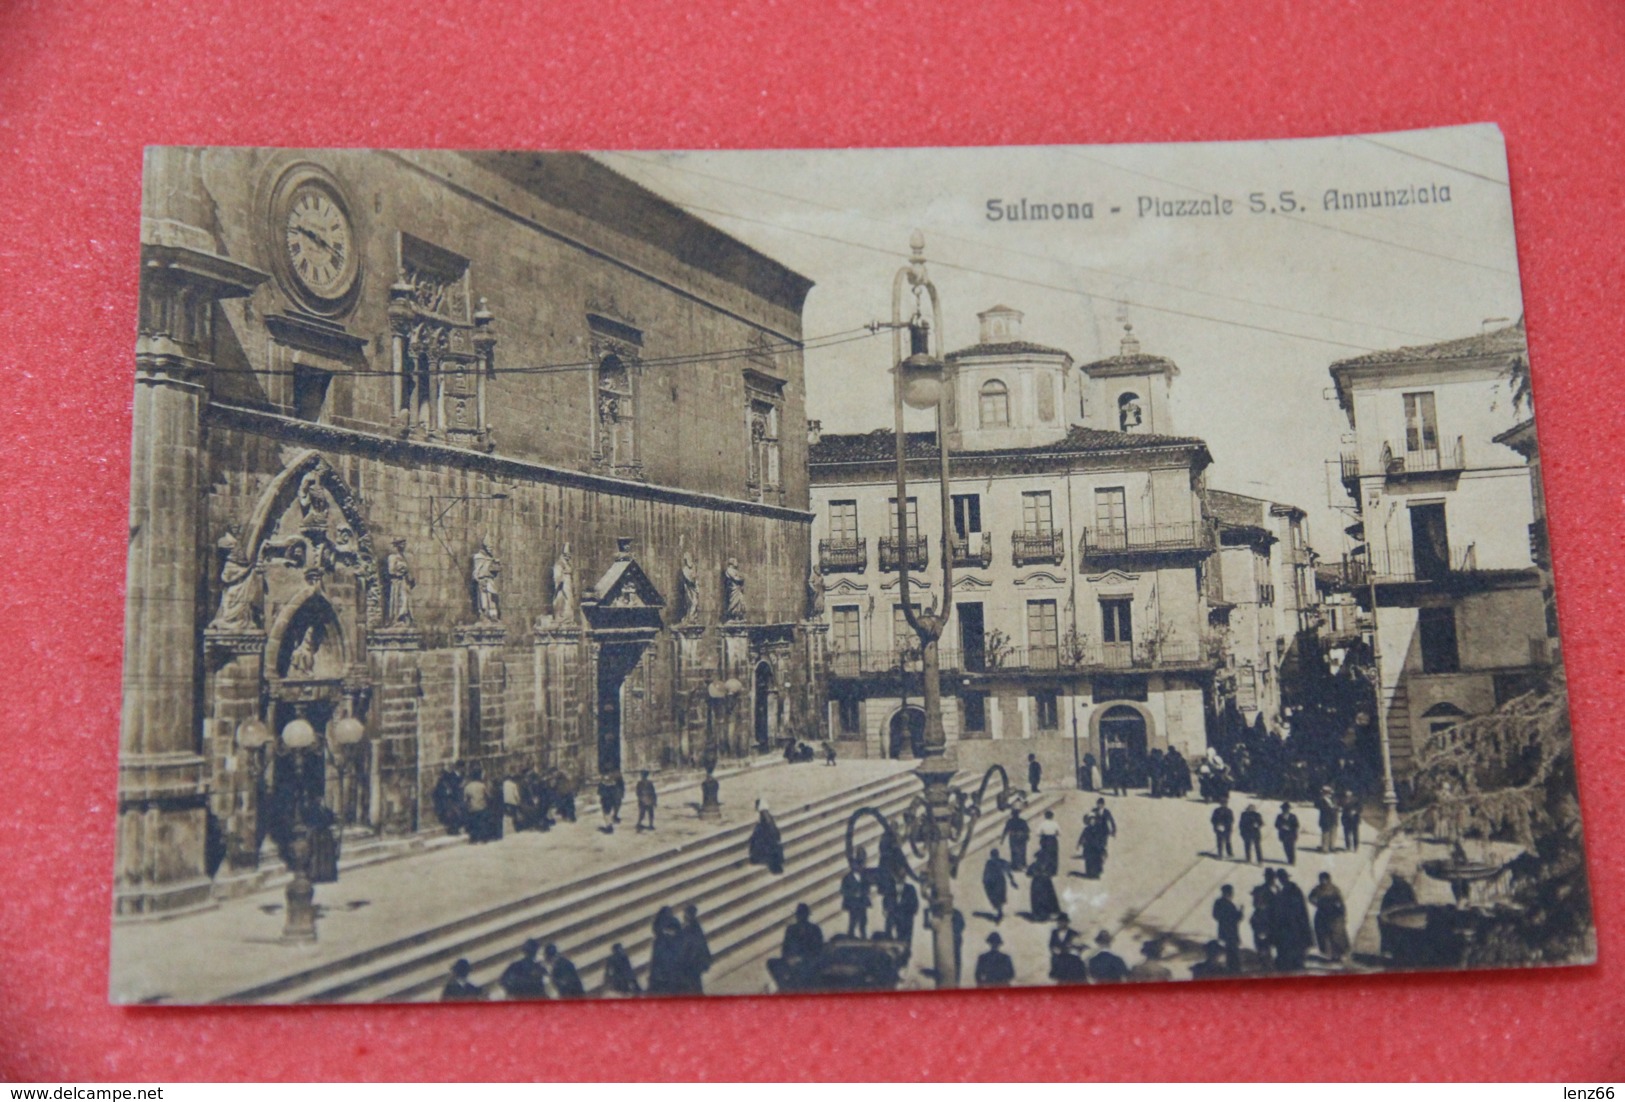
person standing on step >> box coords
[842,849,874,937]
[646,907,686,996]
[441,958,484,1001]
[1027,753,1043,794]
[980,847,1017,924]
[999,806,1031,873]
[679,904,712,994]
[603,943,641,997]
[635,770,657,832]
[974,932,1015,988]
[1238,802,1265,864]
[748,799,784,874]
[1275,801,1301,866]
[545,943,585,998]
[498,939,551,1000]
[1211,796,1236,860]
[1212,884,1245,973]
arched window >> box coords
[979,379,1010,428]
[1118,391,1143,432]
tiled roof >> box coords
[1078,351,1180,374]
[809,425,1208,466]
[946,340,1072,361]
[1330,317,1526,371]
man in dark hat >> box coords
[635,770,658,832]
[1087,930,1130,983]
[1315,786,1339,853]
[1250,869,1278,968]
[1340,789,1363,852]
[842,850,873,937]
[498,939,551,999]
[980,847,1018,924]
[1027,753,1042,794]
[1210,796,1235,860]
[999,806,1032,872]
[1238,802,1265,864]
[890,879,920,957]
[544,942,585,998]
[1212,884,1244,973]
[974,932,1016,987]
[441,958,484,1001]
[1275,801,1301,866]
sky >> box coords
[597,124,1525,555]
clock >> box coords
[267,164,360,315]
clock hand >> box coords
[294,222,337,256]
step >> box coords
[227,768,921,1003]
[363,773,947,1002]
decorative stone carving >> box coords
[805,569,825,620]
[288,628,318,678]
[472,536,502,622]
[552,542,576,622]
[674,548,701,624]
[722,557,748,622]
[209,524,260,631]
[384,538,415,626]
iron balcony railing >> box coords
[950,531,993,569]
[1081,522,1211,558]
[879,535,929,572]
[828,647,964,678]
[817,537,867,573]
[1345,438,1467,483]
[969,640,1213,672]
[1339,543,1494,586]
[1011,528,1066,567]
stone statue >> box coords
[288,627,317,677]
[551,542,576,622]
[297,468,330,528]
[472,536,502,622]
[805,569,825,619]
[675,549,700,623]
[385,537,416,626]
[722,557,747,622]
[208,525,259,631]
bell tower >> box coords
[1078,323,1180,435]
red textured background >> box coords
[1,0,1621,1081]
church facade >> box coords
[118,148,827,918]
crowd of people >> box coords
[430,761,582,843]
[441,904,715,1001]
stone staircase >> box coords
[218,769,1058,1003]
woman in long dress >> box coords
[748,800,785,874]
[1029,812,1062,920]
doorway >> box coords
[1098,705,1149,788]
[753,661,776,752]
[597,644,642,776]
[959,602,986,671]
[1410,502,1450,580]
[889,706,926,759]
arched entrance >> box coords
[753,661,777,752]
[1097,704,1149,788]
[888,706,927,760]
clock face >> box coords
[281,182,357,303]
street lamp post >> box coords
[887,231,960,987]
[1367,501,1400,829]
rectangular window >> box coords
[1021,490,1054,535]
[1034,689,1060,731]
[1403,391,1439,454]
[1027,599,1059,667]
[962,691,988,733]
[747,397,782,498]
[1095,487,1128,532]
[1236,665,1259,710]
[837,695,862,735]
[1418,607,1460,673]
[1100,597,1133,643]
[887,496,920,541]
[829,500,859,543]
[951,493,982,539]
[831,605,861,656]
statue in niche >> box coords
[209,524,259,631]
[288,627,318,677]
[472,536,502,622]
[551,542,576,622]
[385,538,416,626]
[674,547,701,624]
[805,569,825,620]
[297,468,331,529]
[722,558,748,623]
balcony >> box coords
[879,535,929,572]
[1081,522,1212,560]
[828,646,964,679]
[1363,544,1483,584]
[972,639,1214,673]
[818,537,867,574]
[950,531,993,569]
[1011,528,1065,567]
[1344,439,1467,488]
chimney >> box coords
[1120,323,1141,356]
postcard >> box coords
[111,126,1591,1004]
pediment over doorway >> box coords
[581,545,666,630]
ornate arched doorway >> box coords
[1097,704,1149,788]
[888,706,927,759]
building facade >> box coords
[1328,318,1547,788]
[118,148,826,918]
[809,312,1219,784]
